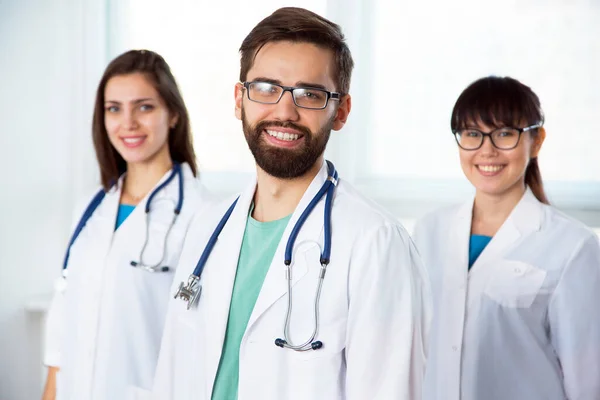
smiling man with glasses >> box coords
[151,7,430,400]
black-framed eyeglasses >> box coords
[453,123,542,150]
[242,81,341,110]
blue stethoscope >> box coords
[174,161,338,352]
[61,163,184,277]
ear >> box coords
[332,94,352,131]
[530,127,546,158]
[169,113,179,129]
[234,83,244,121]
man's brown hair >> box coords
[239,7,354,95]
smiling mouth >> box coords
[477,164,505,173]
[265,129,303,142]
[120,136,146,148]
[123,137,144,143]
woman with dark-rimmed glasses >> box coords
[413,76,600,400]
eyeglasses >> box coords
[453,124,542,150]
[242,81,341,110]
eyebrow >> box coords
[295,81,328,90]
[251,77,329,91]
[104,98,155,105]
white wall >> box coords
[0,1,104,398]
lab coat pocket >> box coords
[484,260,546,308]
[126,386,152,400]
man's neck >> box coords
[252,159,323,222]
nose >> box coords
[271,90,300,122]
[479,135,498,155]
[122,108,139,130]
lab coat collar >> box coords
[113,161,195,201]
[507,187,544,235]
[450,201,472,281]
[99,162,193,211]
[468,187,543,272]
[108,163,194,244]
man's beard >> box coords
[241,108,333,179]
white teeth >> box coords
[478,165,504,172]
[123,137,143,144]
[266,129,299,141]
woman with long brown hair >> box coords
[42,50,210,399]
[414,76,600,400]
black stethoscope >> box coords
[61,163,184,278]
[175,161,338,352]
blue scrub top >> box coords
[469,234,492,269]
[115,204,135,230]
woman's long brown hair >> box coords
[92,49,197,190]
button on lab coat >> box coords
[151,161,432,400]
[44,163,211,400]
[413,188,600,400]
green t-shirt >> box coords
[211,210,291,400]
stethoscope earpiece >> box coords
[130,261,170,273]
[311,341,323,350]
[274,338,324,351]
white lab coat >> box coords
[43,163,211,400]
[413,188,600,400]
[151,161,431,400]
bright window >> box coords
[108,0,327,174]
[367,0,600,184]
[107,0,600,212]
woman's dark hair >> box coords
[92,49,197,190]
[451,76,548,204]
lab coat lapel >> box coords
[446,201,472,286]
[202,180,256,395]
[470,188,542,271]
[140,163,195,212]
[91,184,121,261]
[246,162,330,332]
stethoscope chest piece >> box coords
[174,275,202,310]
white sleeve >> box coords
[411,217,425,247]
[43,277,67,367]
[43,191,97,367]
[411,215,433,264]
[548,234,600,399]
[345,223,432,400]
